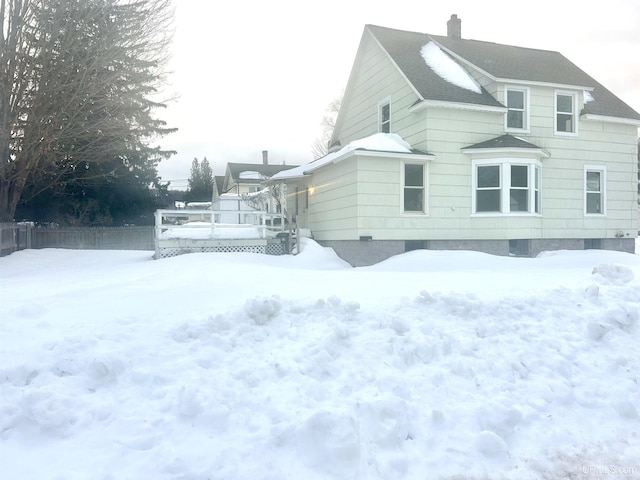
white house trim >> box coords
[504,85,531,133]
[462,147,550,158]
[584,165,607,216]
[581,114,640,126]
[554,90,579,136]
[409,99,507,113]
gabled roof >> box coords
[214,175,225,195]
[367,25,502,109]
[366,24,640,121]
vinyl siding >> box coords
[310,33,638,243]
[307,158,359,240]
[336,32,420,147]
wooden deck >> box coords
[153,209,291,258]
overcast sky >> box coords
[156,0,640,189]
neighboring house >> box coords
[222,151,298,214]
[270,16,640,266]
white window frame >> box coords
[474,163,502,213]
[472,159,542,215]
[505,86,530,133]
[554,90,578,136]
[401,161,427,214]
[584,165,606,216]
[378,97,391,133]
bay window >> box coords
[473,160,541,214]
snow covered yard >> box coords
[1,239,639,480]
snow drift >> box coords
[1,239,639,479]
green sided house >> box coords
[270,16,640,266]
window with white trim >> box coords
[584,166,605,215]
[476,165,501,212]
[403,163,425,213]
[473,160,541,214]
[555,91,578,134]
[379,99,390,133]
[505,87,529,131]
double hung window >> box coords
[585,166,605,215]
[476,165,501,212]
[505,88,529,131]
[379,99,390,133]
[555,91,577,134]
[403,163,425,213]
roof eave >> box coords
[581,114,640,126]
[266,149,435,183]
[497,78,593,91]
[462,146,551,158]
[353,149,435,160]
[409,99,506,113]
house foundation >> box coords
[318,238,635,267]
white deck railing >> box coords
[154,209,287,240]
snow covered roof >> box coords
[366,25,502,110]
[270,133,432,181]
[366,24,640,121]
[239,171,263,180]
[224,163,299,191]
[420,41,481,94]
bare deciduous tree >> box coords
[311,94,342,159]
[240,179,286,215]
[0,0,175,222]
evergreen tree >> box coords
[0,0,175,222]
[186,157,214,202]
[187,158,202,196]
[200,158,213,195]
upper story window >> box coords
[403,163,425,213]
[505,87,529,131]
[473,160,541,215]
[555,91,578,135]
[378,98,390,133]
[585,166,606,215]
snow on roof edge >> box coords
[270,133,414,181]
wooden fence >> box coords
[0,223,154,256]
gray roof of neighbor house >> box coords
[224,163,298,191]
[366,24,640,121]
[214,175,225,195]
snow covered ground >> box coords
[1,239,639,480]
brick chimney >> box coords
[262,150,268,165]
[447,14,461,39]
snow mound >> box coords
[1,245,640,479]
[592,263,634,284]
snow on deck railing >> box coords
[154,209,286,240]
